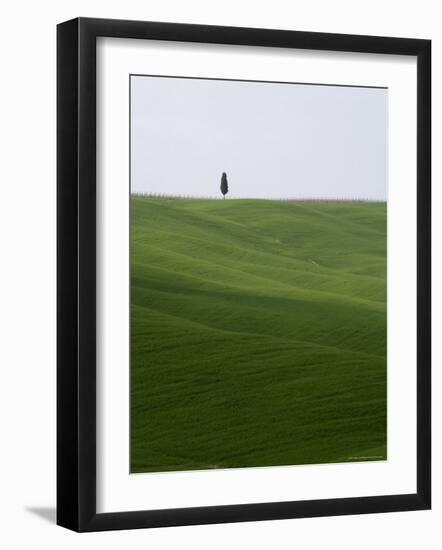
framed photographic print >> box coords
[57,17,431,532]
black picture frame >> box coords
[57,17,431,532]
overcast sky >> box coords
[131,75,387,200]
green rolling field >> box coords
[130,196,387,473]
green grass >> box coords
[130,197,387,473]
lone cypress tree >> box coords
[220,172,228,199]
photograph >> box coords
[1,0,435,540]
[129,74,388,474]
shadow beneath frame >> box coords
[26,506,56,524]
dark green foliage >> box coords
[220,172,228,198]
[130,197,387,473]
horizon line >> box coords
[131,192,386,203]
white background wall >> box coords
[0,1,439,548]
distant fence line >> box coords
[131,192,385,203]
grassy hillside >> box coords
[130,197,387,473]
